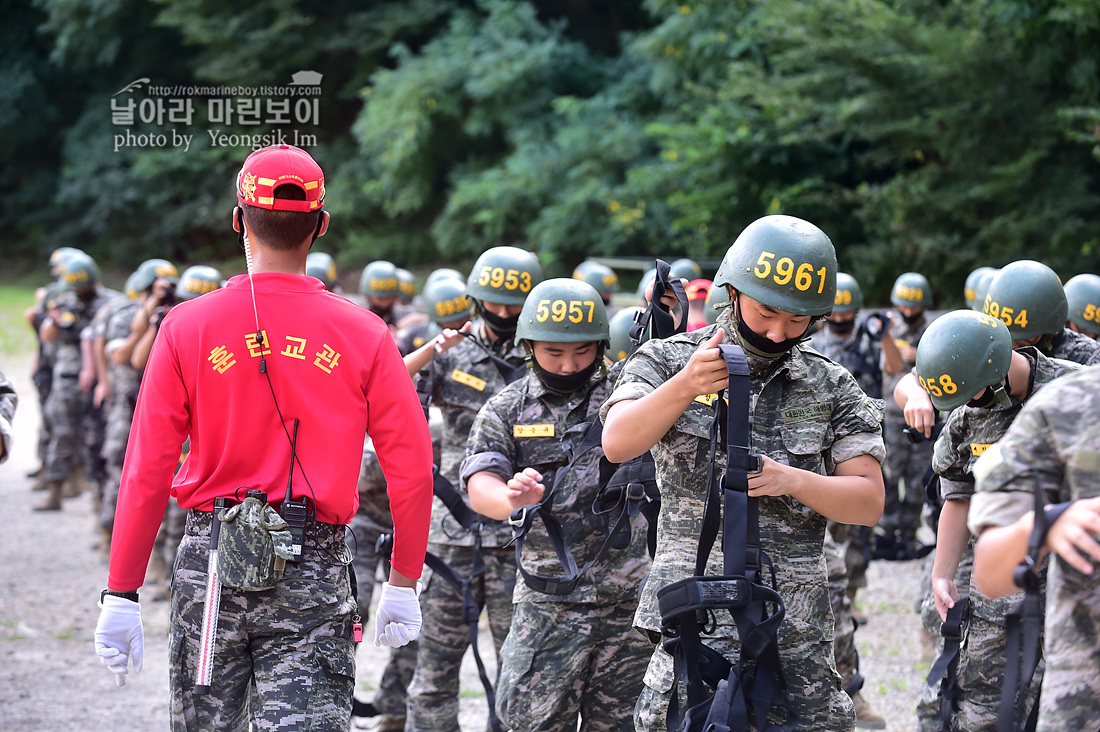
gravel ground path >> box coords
[0,351,929,730]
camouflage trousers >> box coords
[43,375,101,483]
[169,510,357,732]
[496,599,650,732]
[406,543,517,732]
[349,512,418,719]
[634,633,853,732]
[881,415,933,535]
[826,535,859,694]
[98,394,134,532]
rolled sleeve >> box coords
[969,491,1034,535]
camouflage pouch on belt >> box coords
[217,494,297,591]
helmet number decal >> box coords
[895,285,924,302]
[918,374,958,398]
[1084,304,1100,323]
[478,266,533,292]
[535,299,596,324]
[983,296,1028,329]
[435,295,470,318]
[753,251,828,293]
[835,289,853,306]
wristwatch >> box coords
[100,588,140,604]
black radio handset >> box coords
[281,418,309,561]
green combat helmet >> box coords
[670,258,703,281]
[423,276,471,326]
[608,306,645,361]
[833,272,864,314]
[57,252,100,291]
[890,272,933,309]
[359,260,400,298]
[915,310,1012,411]
[425,268,464,287]
[1064,273,1100,336]
[396,268,417,304]
[466,246,542,306]
[635,268,657,303]
[964,266,997,309]
[573,262,620,295]
[713,214,837,317]
[178,266,223,300]
[971,268,999,313]
[515,278,610,345]
[128,258,179,297]
[704,280,731,326]
[306,252,338,291]
[49,247,84,272]
[983,260,1067,340]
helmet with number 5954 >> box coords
[466,246,543,306]
[713,215,837,317]
[515,278,609,345]
[915,310,1012,411]
[983,260,1067,341]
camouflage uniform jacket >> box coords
[51,287,117,378]
[808,318,884,399]
[0,369,16,462]
[102,299,142,407]
[883,311,933,416]
[425,321,527,547]
[357,436,394,530]
[931,348,1079,624]
[601,307,886,642]
[1041,327,1100,366]
[970,367,1100,732]
[398,319,440,357]
[461,366,650,605]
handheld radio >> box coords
[281,418,309,560]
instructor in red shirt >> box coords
[93,145,433,732]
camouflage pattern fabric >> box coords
[460,366,652,731]
[970,366,1100,732]
[496,599,651,732]
[924,349,1078,731]
[216,496,296,591]
[398,320,439,357]
[406,544,516,732]
[602,306,886,732]
[171,510,356,732]
[425,322,528,548]
[0,369,16,462]
[825,531,859,695]
[809,319,884,399]
[881,312,933,534]
[1039,327,1100,366]
[100,299,141,531]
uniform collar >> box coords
[225,272,326,293]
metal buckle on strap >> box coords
[508,505,529,530]
[626,481,646,503]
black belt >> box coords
[185,508,346,553]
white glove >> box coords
[94,595,144,687]
[374,581,422,648]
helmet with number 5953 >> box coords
[515,278,609,345]
[713,215,837,317]
[466,246,543,306]
[915,310,1012,411]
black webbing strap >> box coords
[506,419,660,595]
[657,345,794,732]
[630,259,689,350]
[459,332,527,384]
[375,534,504,732]
[925,596,969,732]
[434,466,491,533]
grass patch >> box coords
[459,686,486,699]
[0,619,17,628]
[0,284,39,358]
[52,628,76,641]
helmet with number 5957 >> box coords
[466,246,543,306]
[713,215,837,317]
[515,278,609,345]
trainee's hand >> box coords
[94,595,144,687]
[434,321,473,354]
[374,582,422,648]
[903,391,936,438]
[673,329,729,400]
[93,380,111,408]
[746,455,802,499]
[1045,497,1100,575]
[900,345,918,363]
[507,468,545,509]
[932,576,960,621]
[79,366,96,393]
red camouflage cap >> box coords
[235,144,325,212]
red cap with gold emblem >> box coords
[235,144,325,212]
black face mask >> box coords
[369,303,392,319]
[735,308,807,357]
[533,356,598,395]
[76,289,97,304]
[827,319,856,336]
[480,307,519,339]
[901,310,925,327]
